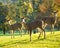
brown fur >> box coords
[22,19,46,41]
[36,11,58,34]
[7,22,22,38]
[42,16,57,34]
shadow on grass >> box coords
[0,39,30,47]
[0,37,46,47]
[31,38,46,43]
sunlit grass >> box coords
[0,31,60,48]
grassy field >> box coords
[0,31,60,48]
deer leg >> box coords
[51,25,52,34]
[57,24,60,30]
[41,28,46,39]
[52,24,55,34]
[10,30,14,39]
[13,30,14,38]
[2,26,5,35]
[29,30,32,41]
[44,29,46,39]
[18,28,22,37]
[38,31,41,40]
[51,24,54,34]
[37,28,42,39]
[10,30,12,39]
[42,23,46,39]
[20,29,22,37]
[57,24,60,31]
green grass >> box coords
[0,31,60,48]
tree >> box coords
[0,5,8,24]
[0,5,8,34]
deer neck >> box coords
[8,20,12,25]
[54,13,57,24]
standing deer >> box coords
[41,11,58,34]
[21,18,46,41]
[9,23,22,38]
[6,18,22,38]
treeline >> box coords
[0,0,60,25]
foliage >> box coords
[0,5,8,24]
[0,0,60,21]
[0,0,60,26]
[0,2,3,5]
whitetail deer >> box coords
[6,18,22,38]
[9,23,22,38]
[21,19,46,41]
[41,11,58,34]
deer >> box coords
[35,11,58,34]
[42,11,58,34]
[21,18,46,41]
[5,18,22,38]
